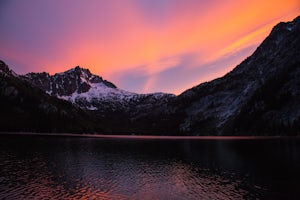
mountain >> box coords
[0,61,102,133]
[1,16,299,135]
[23,66,177,134]
[175,15,300,135]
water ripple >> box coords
[1,136,299,199]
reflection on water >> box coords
[0,135,299,199]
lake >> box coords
[0,134,299,199]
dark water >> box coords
[0,135,299,199]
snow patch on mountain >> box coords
[58,82,139,110]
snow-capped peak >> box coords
[23,65,175,111]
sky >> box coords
[0,0,299,95]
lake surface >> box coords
[0,134,299,199]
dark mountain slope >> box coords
[176,15,300,135]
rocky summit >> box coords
[23,66,116,97]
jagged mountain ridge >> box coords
[24,66,117,97]
[24,66,175,112]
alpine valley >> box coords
[1,16,300,135]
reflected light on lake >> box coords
[0,135,299,199]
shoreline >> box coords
[0,132,297,140]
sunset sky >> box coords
[0,0,299,94]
